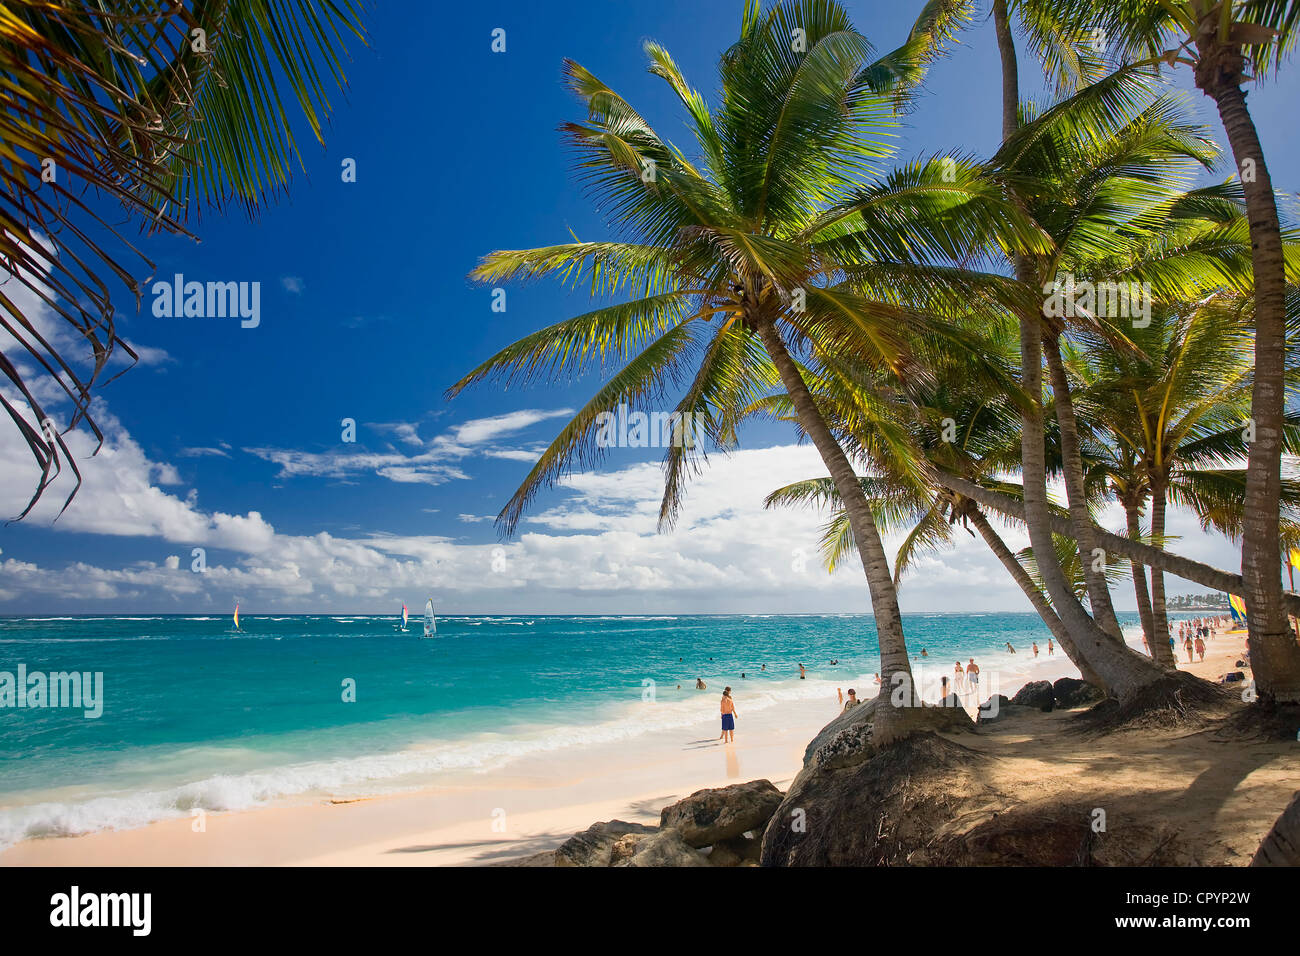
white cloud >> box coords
[244,408,573,486]
[0,392,1249,615]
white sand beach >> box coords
[3,627,1268,867]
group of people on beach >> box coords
[711,614,1239,743]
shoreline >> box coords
[0,622,1248,866]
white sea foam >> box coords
[0,676,847,848]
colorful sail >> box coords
[1228,593,1247,624]
[233,604,240,630]
[401,603,409,629]
[1290,549,1300,573]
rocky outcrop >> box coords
[536,782,783,867]
[976,701,1037,725]
[554,820,658,867]
[761,732,987,866]
[803,696,974,776]
[659,779,783,847]
[1052,678,1105,709]
[803,696,878,766]
[707,834,762,866]
[615,829,710,867]
[1010,680,1055,711]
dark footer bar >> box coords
[0,865,1281,941]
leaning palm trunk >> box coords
[994,0,1172,701]
[1251,790,1300,866]
[755,315,918,742]
[1198,69,1300,704]
[938,470,1300,617]
[1043,337,1125,640]
[968,508,1103,687]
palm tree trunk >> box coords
[753,315,918,743]
[936,470,1300,617]
[1126,502,1173,668]
[968,507,1103,687]
[1198,72,1300,705]
[991,7,1165,699]
[992,0,1020,143]
[1252,790,1300,866]
[1149,472,1173,662]
[1043,336,1125,640]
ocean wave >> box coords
[0,676,845,848]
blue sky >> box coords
[2,0,1298,614]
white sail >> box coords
[423,598,436,638]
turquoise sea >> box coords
[0,610,1170,845]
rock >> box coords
[1052,678,1105,709]
[804,695,974,774]
[617,829,710,867]
[710,833,761,866]
[761,732,986,866]
[1010,680,1055,711]
[554,820,658,867]
[659,780,784,848]
[976,701,1036,725]
[609,832,651,865]
[803,696,879,767]
[489,850,557,867]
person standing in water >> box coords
[798,663,807,680]
[719,687,737,743]
[1047,638,1055,656]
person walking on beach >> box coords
[1183,636,1195,663]
[719,687,737,743]
[954,661,965,692]
[1195,635,1206,662]
[966,658,980,692]
[1047,638,1054,656]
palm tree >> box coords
[1,1,365,516]
[1080,0,1300,704]
[448,0,1049,744]
[762,352,1108,688]
[977,50,1244,697]
[1070,296,1300,663]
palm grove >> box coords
[4,4,1299,737]
[450,0,1300,744]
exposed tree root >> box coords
[1072,672,1232,733]
[1213,701,1300,743]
